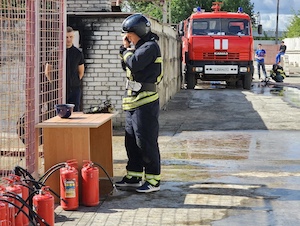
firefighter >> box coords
[270,64,286,82]
[116,13,163,193]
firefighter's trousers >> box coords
[124,99,161,176]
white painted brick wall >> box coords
[67,0,111,12]
[77,17,125,127]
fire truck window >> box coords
[228,20,249,35]
[229,25,241,34]
[208,20,223,34]
[191,19,251,36]
[192,21,208,35]
[209,20,218,30]
[243,22,250,35]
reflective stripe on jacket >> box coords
[121,39,163,110]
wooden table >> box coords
[36,112,116,203]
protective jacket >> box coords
[120,34,163,110]
[270,64,286,82]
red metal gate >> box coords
[0,0,65,181]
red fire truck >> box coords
[178,2,260,89]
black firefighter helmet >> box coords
[122,13,151,38]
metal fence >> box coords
[0,0,65,182]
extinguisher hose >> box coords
[5,192,43,221]
[18,181,35,192]
[23,178,43,189]
[0,198,37,226]
[92,162,117,194]
[13,166,35,181]
[39,164,66,185]
[22,179,67,204]
[12,181,36,217]
[13,185,36,218]
[2,194,51,226]
[38,162,66,183]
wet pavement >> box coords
[54,65,300,226]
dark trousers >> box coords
[257,61,267,79]
[276,52,284,64]
[67,87,81,112]
[125,99,161,175]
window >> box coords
[192,18,250,36]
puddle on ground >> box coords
[193,81,300,109]
[185,80,300,109]
[284,86,300,108]
[251,83,300,108]
[157,131,300,169]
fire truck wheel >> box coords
[186,73,196,89]
[236,80,243,88]
[243,74,252,90]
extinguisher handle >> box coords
[42,186,50,192]
[3,177,14,185]
[83,160,93,167]
[66,159,77,163]
[0,185,6,192]
[66,159,78,169]
[9,174,21,182]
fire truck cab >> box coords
[179,3,254,89]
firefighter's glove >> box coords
[121,60,126,71]
[120,45,129,71]
[119,45,127,58]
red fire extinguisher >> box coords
[0,200,7,226]
[11,174,29,226]
[0,186,9,226]
[81,160,99,206]
[33,186,54,226]
[60,160,79,210]
[5,178,23,226]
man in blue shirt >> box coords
[255,43,267,81]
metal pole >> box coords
[162,0,167,24]
[169,0,171,24]
[275,0,279,44]
[26,0,36,174]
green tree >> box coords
[285,12,300,38]
[221,0,254,17]
[123,0,254,24]
[170,0,231,23]
[125,1,162,22]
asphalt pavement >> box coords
[54,64,300,226]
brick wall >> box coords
[67,0,111,12]
[68,15,181,128]
[69,16,127,127]
[255,44,278,65]
[253,40,280,65]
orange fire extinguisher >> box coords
[81,160,99,206]
[33,186,54,226]
[5,178,23,226]
[60,160,79,210]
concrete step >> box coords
[286,64,300,74]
